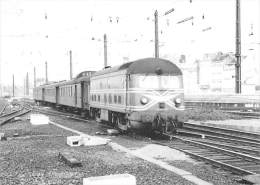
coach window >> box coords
[118,96,121,104]
[114,95,117,103]
[109,94,112,103]
[104,94,107,103]
[98,95,100,102]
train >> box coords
[33,58,186,133]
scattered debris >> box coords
[13,133,19,137]
[83,173,136,185]
[67,136,82,147]
[0,133,7,141]
[13,117,22,121]
[66,135,110,147]
[107,129,120,136]
[95,131,107,135]
[58,152,82,167]
[81,135,110,146]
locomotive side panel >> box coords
[90,70,127,120]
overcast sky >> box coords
[0,0,259,86]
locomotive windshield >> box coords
[130,75,183,89]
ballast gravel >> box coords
[0,115,194,185]
[0,112,248,185]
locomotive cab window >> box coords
[130,75,183,89]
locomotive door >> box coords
[74,85,77,106]
[42,88,45,101]
[81,82,84,108]
[82,82,89,109]
[56,87,59,104]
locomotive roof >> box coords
[92,58,182,76]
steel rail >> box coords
[177,130,260,147]
[182,125,260,143]
[0,103,8,115]
[32,107,90,123]
[184,122,260,138]
[0,109,31,126]
[188,139,260,156]
[168,144,256,175]
[172,136,260,162]
[0,109,22,118]
[160,133,259,175]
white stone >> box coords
[30,114,49,125]
[14,117,22,121]
[81,135,110,146]
[107,129,120,136]
[83,174,136,185]
[67,136,82,147]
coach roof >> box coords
[92,58,182,76]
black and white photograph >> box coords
[0,0,260,184]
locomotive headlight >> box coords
[140,97,149,105]
[175,98,182,105]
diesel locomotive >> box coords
[34,58,186,133]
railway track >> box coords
[180,122,260,142]
[151,122,260,175]
[224,110,260,119]
[32,106,91,123]
[0,105,32,126]
[156,134,260,175]
[0,103,8,115]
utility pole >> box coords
[34,67,36,88]
[235,0,241,93]
[154,10,159,58]
[12,74,14,97]
[0,60,2,97]
[26,72,29,96]
[69,50,73,80]
[24,77,25,96]
[104,34,108,68]
[45,61,48,84]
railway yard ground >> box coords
[1,98,260,185]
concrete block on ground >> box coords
[0,133,7,141]
[30,114,49,125]
[13,117,22,121]
[107,129,120,136]
[81,136,110,146]
[13,133,19,137]
[67,136,82,147]
[243,174,260,184]
[58,152,82,167]
[83,173,136,185]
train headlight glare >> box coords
[140,97,149,105]
[175,98,182,104]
